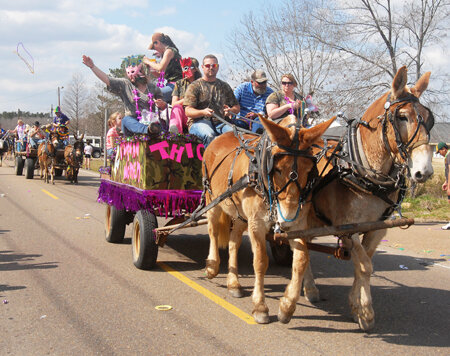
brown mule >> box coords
[279,66,434,331]
[202,114,336,324]
[38,132,59,184]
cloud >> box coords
[0,4,211,112]
[155,6,177,16]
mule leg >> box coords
[205,207,223,279]
[51,164,55,185]
[247,221,270,324]
[303,261,320,303]
[278,239,309,323]
[348,232,376,331]
[227,219,246,298]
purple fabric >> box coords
[97,179,201,218]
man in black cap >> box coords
[437,142,450,230]
[233,69,274,133]
[29,121,46,148]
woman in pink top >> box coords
[106,112,123,157]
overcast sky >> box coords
[0,0,448,117]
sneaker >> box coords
[442,222,450,230]
[148,123,161,135]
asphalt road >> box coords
[1,162,449,355]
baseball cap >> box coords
[437,142,448,151]
[251,69,268,83]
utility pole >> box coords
[57,86,64,107]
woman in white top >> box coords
[84,140,93,170]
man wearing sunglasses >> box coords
[233,69,274,133]
[184,54,240,147]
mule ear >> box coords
[410,71,430,98]
[301,116,337,145]
[257,114,291,147]
[74,133,78,141]
[80,133,84,140]
[391,66,408,99]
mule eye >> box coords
[398,115,408,122]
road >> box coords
[1,163,449,355]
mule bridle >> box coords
[263,123,318,222]
[382,93,434,163]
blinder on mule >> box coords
[265,122,318,222]
[383,93,434,161]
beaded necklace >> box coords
[284,96,295,115]
[132,88,154,121]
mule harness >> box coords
[312,94,434,224]
[169,115,319,234]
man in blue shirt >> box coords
[233,70,274,133]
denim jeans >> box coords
[160,83,175,103]
[189,119,233,147]
[121,115,149,137]
[29,138,44,148]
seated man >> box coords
[82,54,163,137]
[28,121,46,148]
[53,106,70,147]
[233,69,273,133]
[184,54,240,147]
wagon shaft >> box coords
[272,218,414,241]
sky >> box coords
[0,0,263,114]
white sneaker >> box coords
[442,222,450,230]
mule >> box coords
[278,66,434,331]
[203,114,336,324]
[38,132,59,184]
[64,134,84,184]
[0,135,9,167]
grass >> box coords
[86,157,106,173]
[401,158,449,221]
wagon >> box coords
[98,133,204,270]
[14,143,67,179]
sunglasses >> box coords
[203,63,218,69]
[281,81,293,86]
[183,66,196,71]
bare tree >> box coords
[62,72,89,135]
[227,0,450,120]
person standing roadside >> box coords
[84,140,93,170]
[184,54,240,147]
[437,142,450,230]
[233,69,274,133]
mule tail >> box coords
[217,211,231,249]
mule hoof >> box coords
[277,308,292,324]
[358,316,375,332]
[253,311,270,324]
[228,287,244,298]
[304,288,320,303]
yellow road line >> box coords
[41,189,59,200]
[158,262,257,325]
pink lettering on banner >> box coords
[149,141,170,159]
[123,161,141,182]
[149,140,204,162]
[170,144,185,163]
[185,143,194,158]
[196,144,204,160]
[120,142,141,161]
